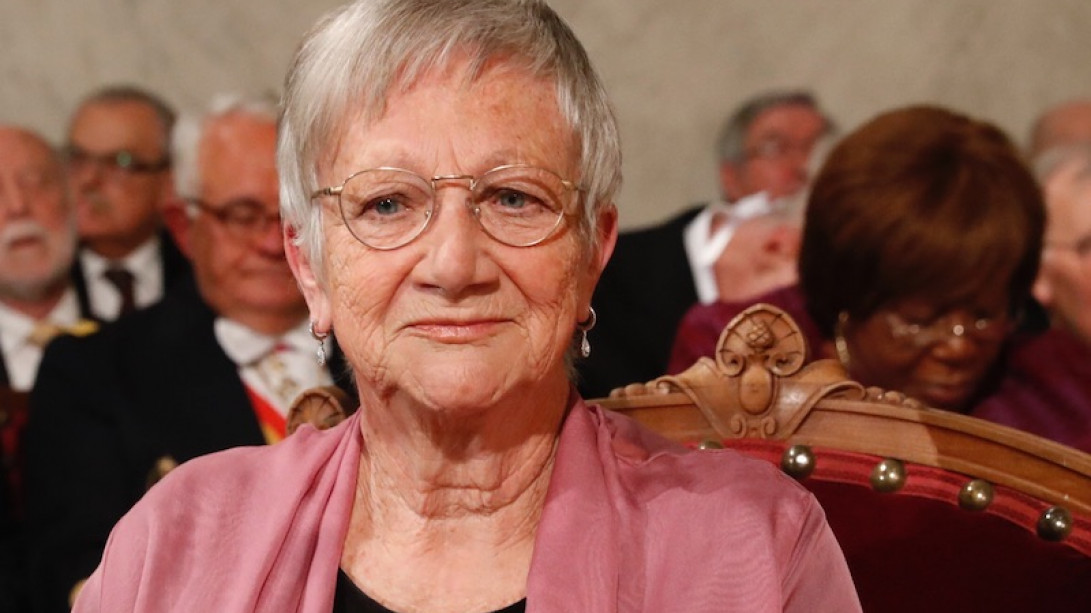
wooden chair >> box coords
[594,304,1091,612]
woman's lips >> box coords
[916,379,977,409]
[406,319,507,342]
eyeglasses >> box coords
[744,136,818,162]
[884,310,1013,350]
[1046,234,1091,259]
[310,164,581,250]
[64,145,170,178]
[185,198,281,238]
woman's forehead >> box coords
[324,61,577,177]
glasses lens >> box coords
[218,199,279,237]
[472,166,568,247]
[887,312,1009,349]
[340,169,433,249]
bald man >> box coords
[1028,99,1091,158]
[973,143,1091,453]
[0,124,94,613]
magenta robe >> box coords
[74,396,860,612]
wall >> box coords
[3,0,1089,229]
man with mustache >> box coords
[24,95,351,613]
[0,125,94,612]
[65,86,190,321]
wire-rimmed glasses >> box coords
[310,164,581,250]
[185,197,281,239]
[63,145,170,179]
[884,310,1013,350]
[1046,233,1091,260]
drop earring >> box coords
[833,311,851,370]
[309,321,330,366]
[576,307,597,358]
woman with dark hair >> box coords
[670,105,1045,413]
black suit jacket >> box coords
[23,277,351,613]
[0,286,98,613]
[577,206,702,398]
[71,228,192,321]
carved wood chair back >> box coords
[594,303,1091,612]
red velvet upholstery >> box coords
[723,439,1091,612]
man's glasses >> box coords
[1046,233,1091,260]
[310,164,581,250]
[64,145,170,178]
[884,310,1013,350]
[185,198,281,239]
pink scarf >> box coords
[75,396,859,612]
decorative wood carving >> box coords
[594,303,1091,518]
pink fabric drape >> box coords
[75,395,860,612]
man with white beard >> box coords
[0,126,94,393]
[0,124,93,612]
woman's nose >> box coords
[415,191,494,296]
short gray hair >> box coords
[715,90,833,164]
[171,94,279,200]
[278,0,621,270]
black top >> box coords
[577,206,703,397]
[333,569,527,613]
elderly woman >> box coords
[670,105,1044,414]
[73,1,859,612]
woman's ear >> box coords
[580,203,618,310]
[284,225,332,331]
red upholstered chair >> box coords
[593,304,1091,613]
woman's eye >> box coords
[368,197,403,215]
[496,189,529,209]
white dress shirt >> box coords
[79,235,165,321]
[0,289,83,391]
[214,317,333,416]
[682,191,779,304]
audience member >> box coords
[68,2,859,610]
[0,126,97,506]
[972,145,1091,451]
[23,95,351,613]
[578,91,834,397]
[0,125,93,613]
[0,127,93,393]
[1028,99,1091,159]
[671,105,1044,417]
[65,85,191,321]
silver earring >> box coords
[309,321,330,366]
[833,311,851,370]
[576,307,597,358]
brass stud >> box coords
[957,479,994,511]
[781,444,816,480]
[145,455,179,491]
[1037,506,1074,542]
[697,439,724,450]
[870,458,906,493]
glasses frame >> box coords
[64,145,171,176]
[883,310,1013,350]
[184,197,282,239]
[1045,234,1091,260]
[311,164,582,250]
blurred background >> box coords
[2,0,1088,228]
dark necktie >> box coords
[103,266,137,317]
